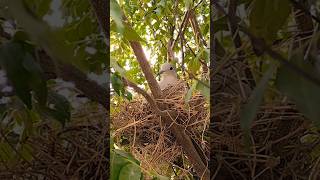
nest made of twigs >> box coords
[112,80,209,177]
[0,103,108,180]
[211,58,320,179]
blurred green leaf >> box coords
[185,80,197,104]
[249,0,291,43]
[0,142,15,162]
[0,42,47,108]
[24,0,51,18]
[110,149,142,180]
[123,25,145,42]
[196,80,209,100]
[110,0,125,33]
[12,30,31,42]
[19,144,33,162]
[111,73,124,96]
[119,163,142,180]
[276,52,320,127]
[184,0,192,10]
[188,53,201,75]
[240,64,276,132]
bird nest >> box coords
[211,59,320,179]
[111,80,210,177]
[0,103,108,180]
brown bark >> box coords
[89,0,109,39]
[38,51,108,111]
[129,42,163,99]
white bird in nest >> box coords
[157,63,179,90]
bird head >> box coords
[157,63,177,78]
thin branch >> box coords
[289,0,320,24]
[213,1,320,88]
[241,27,320,87]
[180,31,189,88]
[189,9,207,47]
[227,0,255,88]
[171,10,191,49]
[122,78,162,114]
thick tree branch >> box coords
[37,51,108,110]
[129,42,163,98]
[89,0,109,38]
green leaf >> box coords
[249,0,291,43]
[110,0,125,33]
[188,53,201,75]
[124,91,133,101]
[0,142,15,162]
[0,41,47,108]
[185,80,197,104]
[5,0,77,66]
[240,64,276,132]
[184,0,192,10]
[22,52,48,106]
[111,73,124,96]
[13,30,31,42]
[213,16,240,33]
[123,25,145,43]
[275,52,320,127]
[196,80,209,100]
[19,144,33,162]
[110,149,142,180]
[0,43,32,108]
[119,163,142,180]
[111,58,126,77]
[24,0,51,18]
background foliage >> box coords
[212,0,320,179]
[0,0,108,179]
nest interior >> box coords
[112,80,210,177]
[211,58,320,179]
[0,103,108,180]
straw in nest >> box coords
[112,80,209,176]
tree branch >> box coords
[89,0,109,38]
[37,51,108,110]
[227,0,255,88]
[213,0,320,87]
[171,10,191,50]
[289,0,320,24]
[129,41,163,98]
